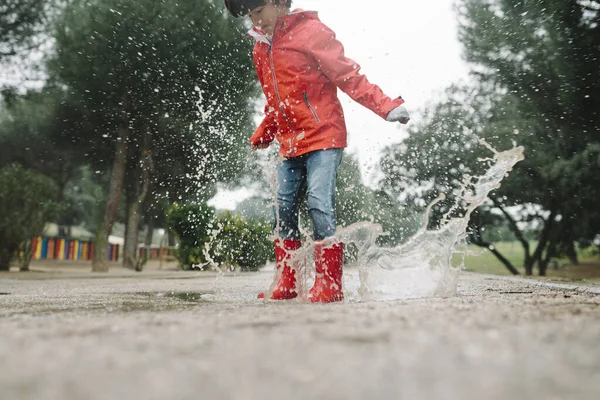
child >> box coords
[224,0,410,302]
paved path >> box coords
[1,269,599,400]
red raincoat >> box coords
[249,10,404,157]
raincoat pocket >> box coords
[303,92,321,123]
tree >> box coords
[166,202,215,269]
[0,0,46,60]
[0,87,101,238]
[0,164,59,271]
[457,0,600,273]
[0,88,86,186]
[209,211,272,271]
[49,0,258,271]
[380,81,599,276]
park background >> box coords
[0,0,599,283]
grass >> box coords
[452,241,600,285]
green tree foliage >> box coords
[0,60,120,270]
[166,203,215,269]
[456,0,600,273]
[380,80,598,275]
[0,0,46,59]
[0,164,60,270]
[210,211,272,271]
[49,0,257,190]
[0,89,101,236]
[458,0,600,134]
[167,204,272,271]
[48,0,259,270]
[0,88,87,186]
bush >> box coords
[167,203,273,271]
[0,164,60,270]
[209,211,273,271]
[166,202,215,269]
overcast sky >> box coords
[211,0,472,209]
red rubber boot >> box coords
[308,241,344,303]
[258,239,302,300]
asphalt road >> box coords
[1,268,599,400]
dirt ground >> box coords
[1,263,599,400]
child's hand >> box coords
[252,143,270,150]
[386,105,410,124]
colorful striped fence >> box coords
[28,237,176,262]
[30,237,118,261]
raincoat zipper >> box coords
[268,39,296,133]
[303,92,321,123]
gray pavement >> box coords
[0,268,599,400]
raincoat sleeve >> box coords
[249,50,278,146]
[306,21,404,120]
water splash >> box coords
[334,143,525,301]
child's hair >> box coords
[224,0,292,17]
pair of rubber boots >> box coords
[258,239,344,303]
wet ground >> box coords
[1,267,599,400]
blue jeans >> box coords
[274,149,343,241]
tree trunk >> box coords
[168,229,175,247]
[93,122,129,272]
[145,221,154,247]
[540,221,562,276]
[19,239,34,272]
[123,140,153,271]
[123,193,139,270]
[524,260,534,276]
[560,219,579,265]
[532,204,558,276]
[491,198,532,275]
[566,240,579,265]
[144,221,155,268]
[539,242,555,277]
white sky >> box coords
[210,0,471,209]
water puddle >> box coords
[3,291,215,317]
[134,291,212,304]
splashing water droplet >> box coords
[336,143,525,301]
